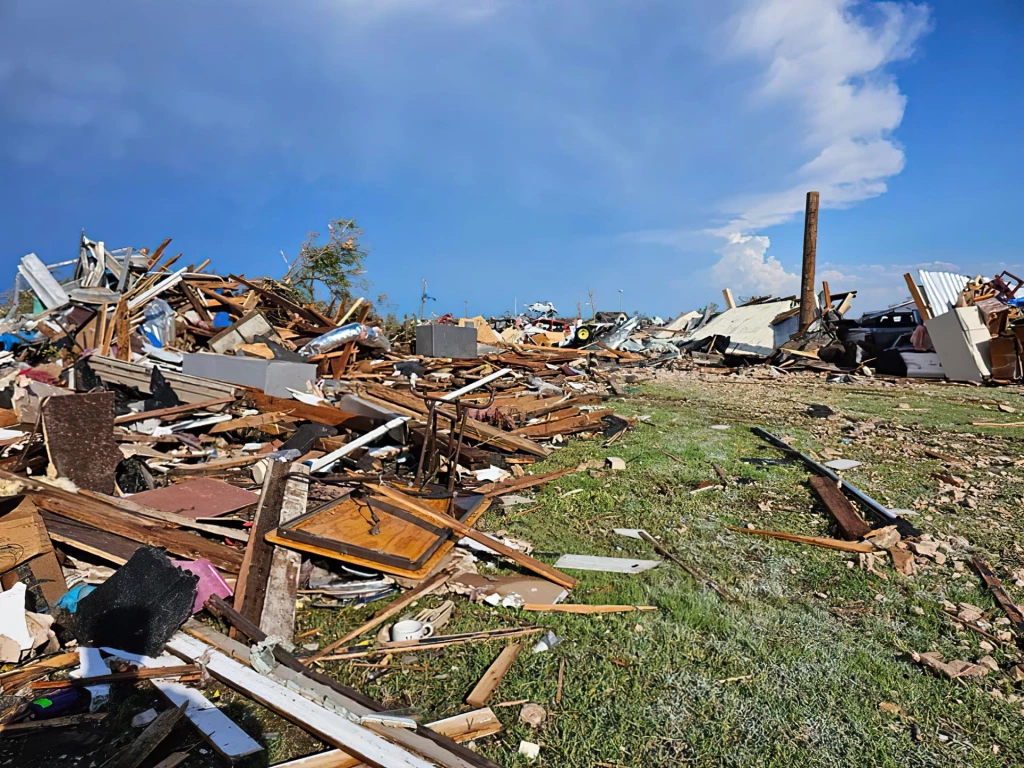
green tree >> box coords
[285,218,369,308]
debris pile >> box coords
[0,231,660,766]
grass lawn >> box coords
[228,372,1024,767]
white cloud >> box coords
[710,0,932,291]
[710,232,797,297]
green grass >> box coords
[192,375,1024,766]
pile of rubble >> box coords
[0,232,658,766]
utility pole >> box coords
[464,300,468,318]
[798,191,820,333]
[419,279,427,322]
[618,289,623,311]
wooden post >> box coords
[798,191,820,332]
[722,288,736,310]
[821,281,831,308]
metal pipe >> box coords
[751,427,919,537]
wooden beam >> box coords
[260,463,309,641]
[109,703,187,768]
[822,281,832,308]
[114,397,235,425]
[722,288,736,310]
[366,483,576,589]
[7,471,244,573]
[904,272,933,320]
[973,558,1024,634]
[465,644,522,707]
[808,476,871,541]
[728,525,873,553]
[233,460,289,633]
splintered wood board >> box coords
[267,498,490,580]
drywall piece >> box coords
[164,632,437,768]
[552,554,661,574]
[102,647,263,760]
[0,583,33,656]
[208,310,282,355]
[612,528,645,540]
[925,307,992,383]
[823,459,862,471]
[449,573,568,606]
[129,478,259,519]
[17,253,69,309]
[183,353,317,398]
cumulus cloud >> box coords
[710,233,797,297]
[710,0,932,292]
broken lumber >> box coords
[808,476,871,540]
[465,644,522,707]
[727,526,874,553]
[109,703,187,768]
[973,558,1024,635]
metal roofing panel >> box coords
[681,299,798,357]
[919,270,970,315]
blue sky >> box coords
[1,0,1021,319]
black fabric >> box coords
[280,422,338,455]
[72,546,198,655]
[144,367,182,411]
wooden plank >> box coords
[366,483,576,589]
[233,460,289,631]
[0,713,107,733]
[0,652,79,694]
[209,411,290,433]
[113,297,131,361]
[727,526,874,553]
[246,391,370,429]
[114,397,235,425]
[637,531,734,601]
[904,273,933,320]
[100,647,262,761]
[475,467,575,497]
[465,644,522,707]
[6,471,244,573]
[79,490,250,543]
[520,604,657,614]
[109,703,187,768]
[973,558,1024,634]
[31,665,198,690]
[808,476,871,540]
[164,633,438,768]
[512,410,612,438]
[168,454,265,475]
[308,568,453,663]
[260,463,309,641]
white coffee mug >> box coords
[390,620,435,642]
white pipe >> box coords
[440,368,511,402]
[309,416,409,473]
[129,267,187,311]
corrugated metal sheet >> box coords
[919,270,970,315]
[681,299,798,357]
